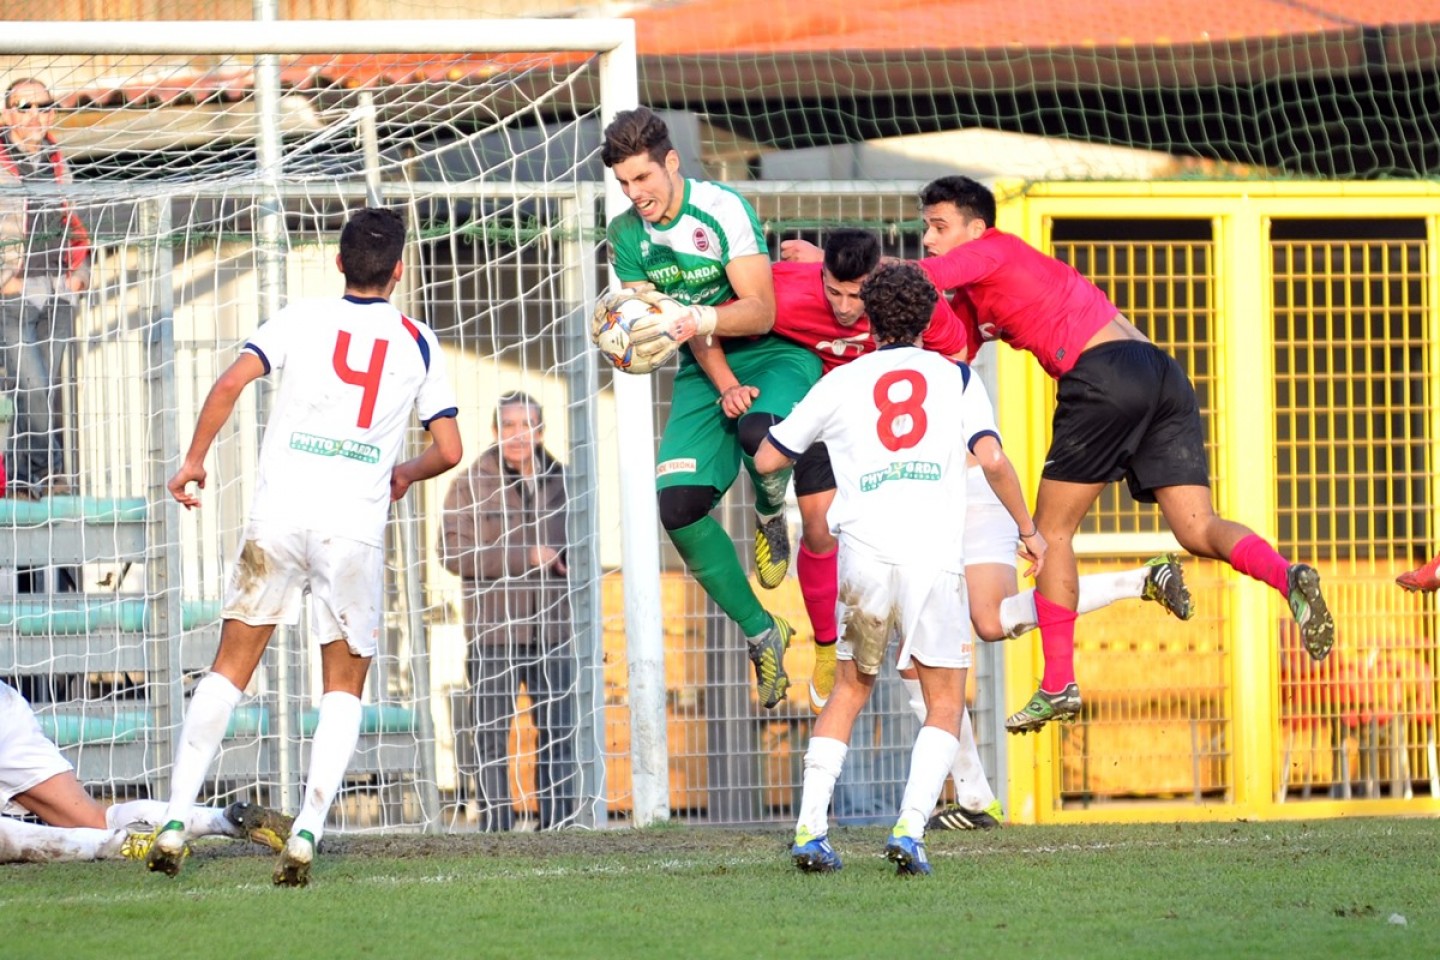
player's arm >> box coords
[690,337,759,418]
[753,437,794,475]
[391,414,463,501]
[168,351,267,509]
[755,379,828,474]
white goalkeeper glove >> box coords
[658,302,719,345]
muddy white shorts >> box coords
[835,547,972,675]
[221,522,384,658]
[964,465,1020,568]
[0,679,72,813]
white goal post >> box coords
[0,19,675,830]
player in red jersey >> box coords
[910,175,1335,732]
[770,230,1195,829]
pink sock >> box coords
[798,543,839,644]
[1229,533,1290,594]
[1034,592,1077,693]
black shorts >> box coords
[792,442,835,497]
[1042,340,1209,503]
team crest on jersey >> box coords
[817,333,869,357]
[692,228,710,252]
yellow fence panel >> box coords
[1003,182,1440,823]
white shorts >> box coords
[964,465,1020,568]
[0,679,72,813]
[221,522,385,658]
[835,547,972,675]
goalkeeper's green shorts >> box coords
[655,335,822,496]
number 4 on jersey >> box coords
[333,331,388,428]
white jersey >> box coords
[243,295,458,547]
[768,344,1000,572]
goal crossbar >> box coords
[0,19,635,56]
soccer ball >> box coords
[591,288,680,375]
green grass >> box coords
[2,818,1435,959]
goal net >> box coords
[0,20,634,833]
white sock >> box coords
[0,817,121,863]
[902,678,996,811]
[290,691,363,844]
[108,799,236,838]
[999,567,1151,638]
[795,736,847,841]
[163,673,243,828]
[953,709,998,811]
[896,726,960,839]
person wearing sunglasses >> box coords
[0,78,90,509]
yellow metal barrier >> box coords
[999,181,1440,823]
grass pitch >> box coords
[2,817,1435,960]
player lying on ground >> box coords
[757,262,1045,875]
[784,177,1334,734]
[600,106,821,709]
[145,208,462,886]
[0,678,289,864]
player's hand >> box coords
[167,462,206,510]
[390,465,415,501]
[1018,529,1047,579]
[718,383,759,418]
[779,239,823,263]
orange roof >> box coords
[632,0,1440,54]
[52,1,1440,108]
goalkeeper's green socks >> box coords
[667,515,771,637]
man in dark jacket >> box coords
[440,391,576,831]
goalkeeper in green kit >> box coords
[601,107,822,708]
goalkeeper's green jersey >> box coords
[607,178,766,307]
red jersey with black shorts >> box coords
[918,228,1209,502]
[771,260,972,497]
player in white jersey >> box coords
[0,678,290,863]
[144,208,463,886]
[756,263,1045,875]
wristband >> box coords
[1019,527,1038,538]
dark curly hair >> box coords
[601,107,672,168]
[860,262,937,345]
[919,176,996,227]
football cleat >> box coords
[1396,553,1440,593]
[116,830,154,861]
[144,821,191,877]
[225,800,294,853]
[754,513,791,589]
[791,832,843,873]
[1286,563,1335,662]
[883,832,932,876]
[1141,553,1194,621]
[808,642,837,715]
[748,615,793,709]
[926,799,1003,832]
[1005,683,1082,734]
[272,829,316,888]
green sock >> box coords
[668,515,772,637]
[745,455,792,518]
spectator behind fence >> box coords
[0,78,89,501]
[440,391,577,832]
